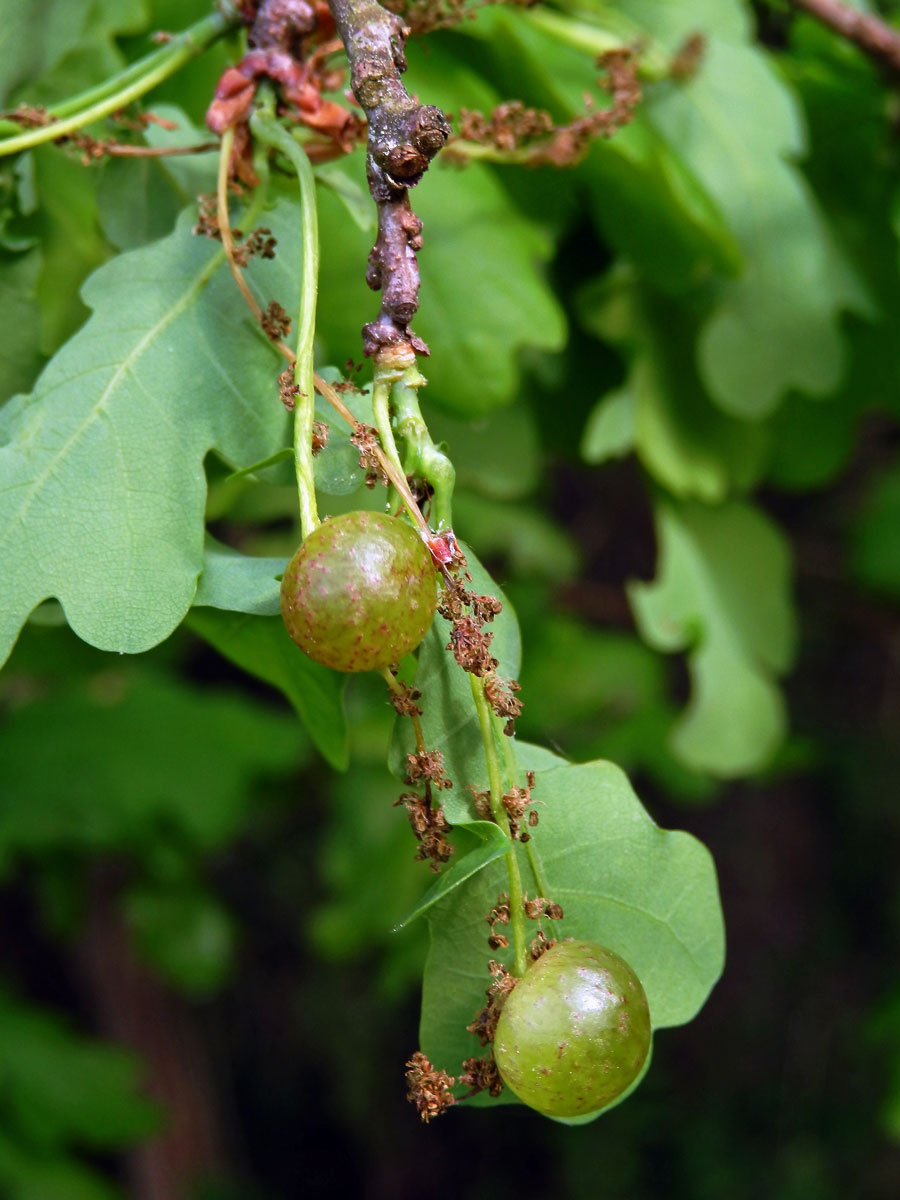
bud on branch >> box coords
[327,0,450,359]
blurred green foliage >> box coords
[1,0,900,1196]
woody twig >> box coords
[327,0,450,360]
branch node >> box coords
[328,0,449,358]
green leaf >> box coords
[629,498,796,776]
[777,7,899,314]
[425,400,542,501]
[313,162,375,233]
[29,147,111,353]
[420,749,725,1108]
[389,543,521,812]
[579,274,767,500]
[311,763,431,964]
[0,669,306,862]
[452,492,580,581]
[96,157,185,253]
[404,31,505,118]
[0,0,146,105]
[141,103,220,197]
[193,536,284,617]
[312,371,374,496]
[585,118,742,291]
[96,107,218,251]
[137,1,237,125]
[0,986,159,1151]
[613,0,867,416]
[580,385,634,463]
[394,821,510,929]
[385,549,527,919]
[764,387,861,491]
[315,153,566,416]
[462,7,741,289]
[0,1133,123,1200]
[516,616,717,802]
[0,248,44,403]
[187,608,349,770]
[0,200,300,666]
[0,156,37,253]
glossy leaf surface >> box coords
[629,499,795,776]
[0,200,301,666]
[420,748,725,1115]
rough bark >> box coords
[328,0,450,358]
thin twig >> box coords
[249,108,322,536]
[794,0,900,74]
[0,10,237,158]
[101,140,219,157]
[380,667,428,753]
[216,130,297,364]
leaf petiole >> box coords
[500,732,552,899]
[312,372,431,537]
[391,368,455,533]
[250,107,321,537]
[380,667,427,756]
[0,10,240,157]
[526,4,670,79]
[471,674,527,977]
[371,364,408,499]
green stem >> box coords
[391,368,455,532]
[371,367,407,484]
[0,57,155,137]
[471,674,527,977]
[445,141,543,166]
[250,107,321,537]
[525,5,670,79]
[498,731,552,899]
[380,667,427,755]
[0,10,239,157]
[314,370,431,535]
[524,836,551,904]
